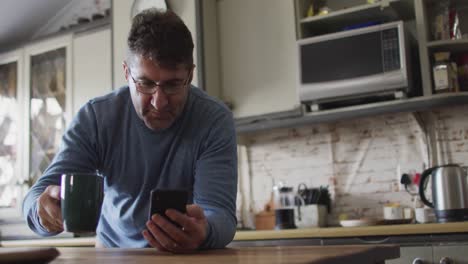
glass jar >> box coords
[432,1,450,41]
[433,52,459,93]
[272,185,305,229]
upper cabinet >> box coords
[0,50,25,208]
[23,29,112,184]
[0,26,111,209]
[24,35,73,185]
[72,28,112,115]
[202,0,301,119]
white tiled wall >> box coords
[433,107,468,165]
[238,105,468,227]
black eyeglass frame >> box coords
[127,66,193,95]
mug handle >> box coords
[298,183,308,192]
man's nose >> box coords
[151,88,168,110]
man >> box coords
[22,9,238,252]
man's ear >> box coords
[189,64,196,83]
[123,62,129,82]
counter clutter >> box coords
[234,222,468,241]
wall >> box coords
[238,105,468,227]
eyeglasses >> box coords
[127,68,192,95]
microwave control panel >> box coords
[382,28,401,72]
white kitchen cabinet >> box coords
[386,246,433,264]
[24,35,73,186]
[0,25,113,202]
[0,49,26,210]
[203,0,300,119]
[72,27,112,115]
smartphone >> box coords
[149,189,188,226]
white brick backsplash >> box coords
[238,105,468,228]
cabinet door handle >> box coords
[412,257,425,264]
[355,237,391,244]
[439,257,453,264]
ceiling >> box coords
[0,0,72,51]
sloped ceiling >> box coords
[0,0,72,51]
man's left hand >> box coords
[143,204,207,253]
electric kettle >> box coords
[419,164,468,222]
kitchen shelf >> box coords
[427,39,468,53]
[236,93,468,134]
[298,0,414,37]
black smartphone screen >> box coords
[149,189,188,225]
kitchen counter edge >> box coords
[234,222,468,241]
[1,222,467,247]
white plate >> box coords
[340,219,376,227]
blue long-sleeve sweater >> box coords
[22,86,238,248]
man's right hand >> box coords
[37,185,64,233]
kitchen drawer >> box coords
[386,246,433,264]
[229,238,322,247]
[433,244,468,264]
[321,235,432,246]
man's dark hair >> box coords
[127,8,194,68]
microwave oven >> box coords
[297,21,415,107]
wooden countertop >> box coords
[0,245,400,264]
[1,222,467,247]
[234,221,468,241]
[0,237,95,247]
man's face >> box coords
[124,55,192,131]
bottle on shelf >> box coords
[432,1,450,41]
[305,0,329,18]
[432,0,463,41]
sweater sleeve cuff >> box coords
[198,220,214,250]
[26,200,60,237]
